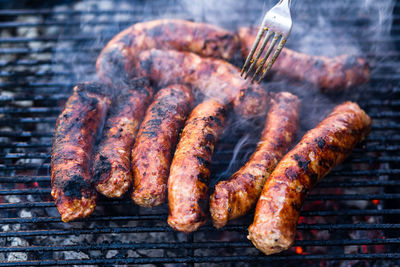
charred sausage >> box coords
[168,99,228,233]
[51,83,112,222]
[92,77,153,198]
[238,27,370,91]
[97,19,239,88]
[136,49,268,118]
[248,102,371,255]
[131,84,194,207]
[96,19,267,119]
[210,92,300,228]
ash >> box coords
[0,0,398,266]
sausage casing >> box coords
[168,99,228,233]
[97,19,239,87]
[92,78,153,198]
[51,83,111,222]
[131,84,194,207]
[210,92,300,228]
[238,27,370,91]
[248,102,371,255]
[136,49,268,119]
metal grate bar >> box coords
[0,224,398,238]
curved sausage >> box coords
[168,99,228,233]
[248,102,371,255]
[238,27,370,91]
[92,77,153,198]
[97,19,239,88]
[210,92,300,228]
[51,83,112,222]
[131,84,194,207]
[96,19,267,119]
[135,48,268,118]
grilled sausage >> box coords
[131,84,194,207]
[51,83,112,222]
[210,92,300,228]
[97,19,239,88]
[248,102,371,255]
[92,78,153,198]
[135,49,268,118]
[238,27,370,91]
[168,99,228,233]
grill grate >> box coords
[1,0,400,266]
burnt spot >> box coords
[208,116,222,127]
[316,137,326,150]
[293,154,310,172]
[291,201,302,212]
[203,145,212,154]
[56,175,92,199]
[146,25,164,38]
[196,155,211,169]
[197,172,209,184]
[139,58,153,75]
[131,77,150,89]
[217,106,228,117]
[205,134,215,143]
[92,155,112,184]
[147,119,162,127]
[314,59,325,70]
[141,131,158,138]
[284,167,299,181]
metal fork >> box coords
[241,0,292,83]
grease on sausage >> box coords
[132,84,194,207]
[92,77,153,198]
[51,83,111,222]
[210,92,300,228]
[248,102,371,255]
[168,99,228,233]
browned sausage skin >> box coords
[51,83,112,222]
[97,19,267,119]
[97,19,239,88]
[210,92,300,229]
[136,49,268,118]
[131,84,194,207]
[92,78,153,198]
[238,27,370,91]
[168,99,228,233]
[248,102,371,255]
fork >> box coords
[241,0,292,83]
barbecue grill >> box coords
[1,0,400,266]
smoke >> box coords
[51,0,395,179]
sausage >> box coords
[247,102,371,255]
[51,83,112,222]
[96,19,267,119]
[135,48,268,118]
[168,99,228,233]
[97,19,239,88]
[131,84,194,207]
[238,27,370,91]
[210,92,300,228]
[92,77,153,198]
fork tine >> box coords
[240,27,268,76]
[257,37,287,83]
[251,33,280,82]
[243,30,273,79]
